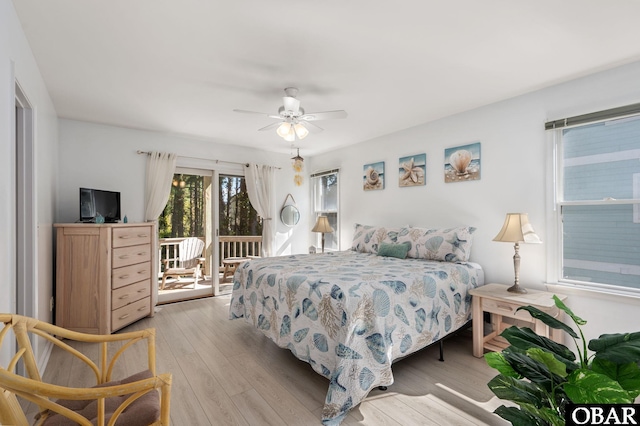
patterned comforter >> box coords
[228,251,484,425]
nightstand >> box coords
[469,283,567,358]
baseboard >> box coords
[37,338,53,375]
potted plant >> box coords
[484,295,640,425]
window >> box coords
[311,169,340,251]
[549,106,640,294]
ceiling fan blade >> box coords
[257,122,283,131]
[299,110,347,121]
[233,109,281,119]
[302,121,324,133]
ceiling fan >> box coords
[233,87,347,142]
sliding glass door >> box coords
[157,167,214,304]
[156,167,262,303]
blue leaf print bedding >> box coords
[229,250,484,425]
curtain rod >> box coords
[136,150,281,169]
[544,102,640,130]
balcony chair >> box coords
[160,237,205,290]
[0,313,171,426]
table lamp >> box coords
[312,216,334,253]
[493,213,542,293]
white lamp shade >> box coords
[294,123,309,139]
[312,216,334,233]
[277,122,291,138]
[284,126,296,142]
[493,213,542,244]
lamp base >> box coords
[507,283,527,294]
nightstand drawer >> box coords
[482,298,534,321]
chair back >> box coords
[178,237,204,269]
[0,314,41,426]
[0,314,172,426]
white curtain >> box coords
[245,163,276,257]
[144,151,177,221]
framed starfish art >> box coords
[398,153,426,187]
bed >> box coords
[228,225,484,425]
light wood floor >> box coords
[33,295,508,425]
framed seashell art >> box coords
[363,161,385,191]
[444,142,481,183]
[398,153,426,187]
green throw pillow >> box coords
[377,242,410,259]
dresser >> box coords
[55,223,155,334]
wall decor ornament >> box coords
[398,153,426,187]
[291,147,304,186]
[363,161,385,191]
[444,142,481,183]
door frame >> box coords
[15,81,35,320]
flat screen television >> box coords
[79,188,121,223]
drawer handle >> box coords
[119,313,130,320]
[119,274,130,279]
[138,270,147,274]
[138,234,148,238]
[137,252,147,256]
[119,235,131,239]
[138,306,147,312]
[496,304,514,312]
[119,255,130,259]
[119,294,130,300]
[137,289,146,293]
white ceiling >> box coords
[13,0,640,155]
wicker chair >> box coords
[0,314,171,426]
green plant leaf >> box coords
[501,326,577,368]
[591,358,640,399]
[488,374,548,407]
[484,351,520,378]
[516,305,578,339]
[589,332,640,364]
[519,402,565,426]
[494,405,548,426]
[527,347,568,378]
[503,350,564,393]
[564,369,633,403]
[553,295,586,326]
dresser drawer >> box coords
[111,297,150,331]
[112,262,151,289]
[112,244,151,269]
[112,281,151,310]
[112,226,152,248]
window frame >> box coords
[311,169,340,252]
[548,113,640,297]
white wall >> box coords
[1,0,58,364]
[57,119,310,255]
[309,60,640,344]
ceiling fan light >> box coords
[294,123,309,139]
[284,126,296,142]
[277,122,291,138]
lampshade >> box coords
[277,122,291,138]
[294,123,309,139]
[312,216,334,234]
[493,213,541,244]
[493,213,541,294]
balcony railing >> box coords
[158,235,262,273]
